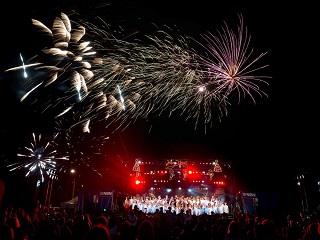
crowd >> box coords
[123,194,229,216]
[0,195,320,240]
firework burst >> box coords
[7,133,68,182]
[5,12,99,126]
[192,14,270,104]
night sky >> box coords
[0,0,318,211]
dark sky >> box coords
[0,0,319,208]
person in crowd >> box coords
[73,213,93,240]
[224,220,242,240]
[136,219,155,240]
[84,223,110,240]
[127,209,138,235]
[286,218,302,240]
[94,215,109,228]
[17,208,35,235]
[0,210,14,240]
[118,220,135,240]
[256,219,283,240]
[108,215,120,240]
[6,215,27,240]
[301,222,320,240]
[56,216,73,240]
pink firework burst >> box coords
[194,14,271,104]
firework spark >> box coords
[19,53,28,78]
